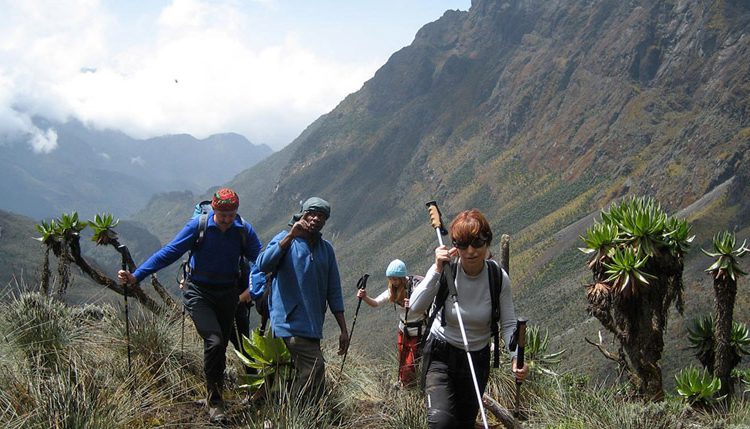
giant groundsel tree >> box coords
[580,196,693,400]
[703,231,748,405]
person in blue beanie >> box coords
[356,259,425,388]
[256,196,349,401]
[118,188,262,423]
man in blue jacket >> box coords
[118,188,262,423]
[256,196,349,401]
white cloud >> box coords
[1,0,472,150]
[0,0,376,150]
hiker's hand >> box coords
[512,358,529,381]
[289,218,310,237]
[434,245,454,272]
[338,332,350,355]
[239,289,251,304]
[117,270,135,285]
[403,298,409,309]
[356,289,367,299]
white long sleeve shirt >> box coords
[370,278,427,336]
[409,261,517,359]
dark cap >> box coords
[288,197,331,225]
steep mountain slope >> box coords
[228,0,750,378]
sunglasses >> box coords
[452,236,489,250]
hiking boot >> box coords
[208,402,227,424]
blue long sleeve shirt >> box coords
[133,212,262,286]
[256,230,343,339]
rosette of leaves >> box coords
[687,316,716,371]
[89,213,120,246]
[688,316,750,372]
[675,366,722,407]
[57,212,86,240]
[235,327,292,394]
[603,246,656,297]
[579,223,618,269]
[524,325,565,377]
[702,231,748,281]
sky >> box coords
[0,0,471,152]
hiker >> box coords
[409,209,528,429]
[256,196,348,401]
[118,188,262,423]
[356,259,425,388]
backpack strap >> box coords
[193,200,212,251]
[487,259,503,368]
[420,261,456,347]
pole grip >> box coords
[514,318,527,370]
[425,201,448,235]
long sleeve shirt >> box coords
[370,276,426,336]
[409,261,517,359]
[256,230,343,339]
[133,212,262,286]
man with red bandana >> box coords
[118,188,261,423]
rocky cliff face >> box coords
[230,0,749,373]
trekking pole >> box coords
[116,245,133,374]
[340,273,369,373]
[510,318,528,422]
[425,201,448,246]
[398,280,414,384]
[177,262,189,359]
[425,201,489,429]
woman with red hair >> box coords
[409,209,527,428]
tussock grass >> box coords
[1,282,750,428]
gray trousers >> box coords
[183,282,238,405]
[283,336,326,401]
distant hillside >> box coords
[0,119,273,220]
[226,0,750,382]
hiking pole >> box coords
[177,263,189,359]
[425,201,448,246]
[510,318,528,421]
[398,280,414,384]
[340,273,369,373]
[116,244,133,374]
[425,200,490,429]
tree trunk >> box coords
[714,276,737,407]
[67,235,171,316]
[41,247,50,294]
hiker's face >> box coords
[302,210,327,233]
[213,210,237,232]
[455,238,488,275]
[388,277,406,288]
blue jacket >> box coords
[133,211,262,286]
[249,262,267,300]
[257,230,343,339]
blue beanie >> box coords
[385,259,407,277]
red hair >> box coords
[449,209,493,245]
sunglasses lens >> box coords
[452,238,487,249]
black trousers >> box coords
[423,337,491,429]
[183,282,238,404]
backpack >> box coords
[421,259,504,368]
[397,275,427,338]
[179,200,248,288]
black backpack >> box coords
[421,259,504,368]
